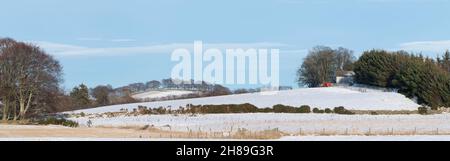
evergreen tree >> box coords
[354,50,450,108]
[440,50,450,72]
[70,84,91,108]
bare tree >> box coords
[0,38,18,120]
[92,85,112,106]
[0,38,62,120]
[297,46,337,87]
[335,47,355,71]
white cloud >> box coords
[399,40,450,53]
[28,41,289,57]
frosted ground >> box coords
[64,87,444,139]
[69,113,450,135]
[70,87,420,114]
[3,135,450,141]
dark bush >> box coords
[38,117,79,127]
[273,104,296,113]
[137,105,152,115]
[187,103,259,114]
[333,106,354,115]
[324,108,332,113]
[312,108,320,113]
[418,106,428,115]
[297,105,311,113]
[257,107,273,113]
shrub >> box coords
[258,107,273,113]
[418,106,428,115]
[137,105,151,115]
[333,106,354,115]
[324,108,332,113]
[312,108,320,113]
[297,105,311,113]
[38,117,79,127]
[187,103,259,114]
[273,104,296,113]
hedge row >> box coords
[130,103,354,115]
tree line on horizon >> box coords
[66,79,234,111]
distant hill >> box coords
[69,86,419,114]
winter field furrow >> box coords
[70,87,419,114]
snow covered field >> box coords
[132,90,195,100]
[278,135,450,141]
[68,113,450,135]
[4,135,450,141]
[70,87,419,114]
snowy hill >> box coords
[131,90,196,100]
[70,87,419,114]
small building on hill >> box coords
[336,71,355,85]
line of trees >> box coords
[354,50,450,108]
[67,84,136,110]
[122,78,228,94]
[0,38,63,121]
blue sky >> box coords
[1,0,450,90]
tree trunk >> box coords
[20,92,33,120]
[1,100,9,121]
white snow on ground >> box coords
[0,137,260,141]
[70,87,419,114]
[3,135,450,141]
[278,135,450,141]
[68,113,450,134]
[132,90,195,100]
